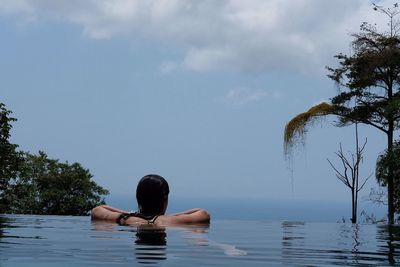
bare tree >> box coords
[327,123,371,223]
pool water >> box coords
[1,215,400,266]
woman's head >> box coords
[136,174,170,215]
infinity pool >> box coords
[1,215,400,266]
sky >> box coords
[0,0,396,209]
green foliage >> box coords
[0,101,109,215]
[376,141,400,212]
[1,151,109,215]
[327,22,400,131]
[284,22,400,155]
[0,103,23,212]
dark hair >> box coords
[136,174,169,215]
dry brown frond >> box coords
[284,102,335,158]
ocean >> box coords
[105,194,387,223]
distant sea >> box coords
[105,194,387,223]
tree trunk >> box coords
[388,126,395,224]
[352,189,356,223]
[353,123,359,224]
[354,189,358,224]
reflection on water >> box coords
[0,216,6,239]
[134,225,167,264]
[91,220,168,264]
[280,221,400,266]
[377,225,400,265]
[1,215,400,266]
[281,221,306,266]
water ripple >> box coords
[0,215,400,266]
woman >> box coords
[91,174,210,225]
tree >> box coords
[376,141,400,215]
[2,151,109,215]
[327,124,371,223]
[0,103,23,212]
[284,4,400,223]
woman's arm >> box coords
[91,205,129,222]
[170,208,204,216]
[100,205,129,214]
[167,208,210,224]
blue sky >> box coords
[0,0,393,207]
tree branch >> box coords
[330,110,388,133]
[358,173,373,193]
[327,158,351,188]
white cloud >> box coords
[0,0,395,73]
[222,87,269,105]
